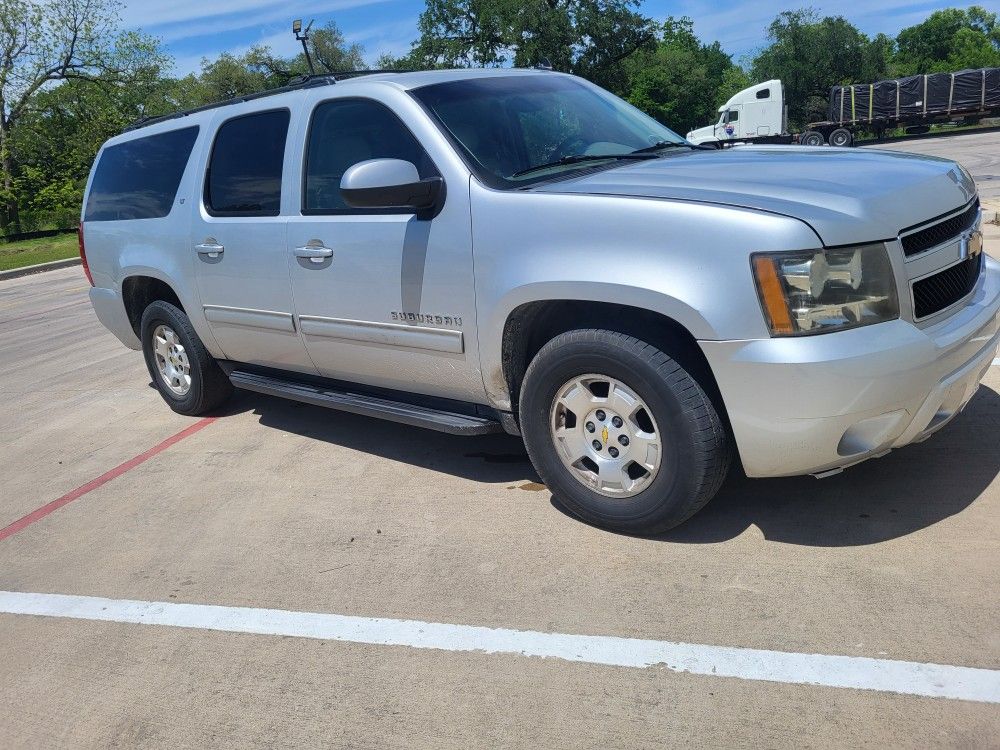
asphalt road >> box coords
[2,138,1000,747]
[865,130,1000,204]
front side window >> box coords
[304,98,436,213]
[726,109,739,123]
[412,75,687,188]
[85,127,199,222]
[205,109,290,216]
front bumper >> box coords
[700,257,1000,478]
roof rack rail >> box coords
[124,70,413,133]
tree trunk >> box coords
[0,111,20,236]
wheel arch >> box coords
[498,298,730,438]
[121,275,185,337]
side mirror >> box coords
[340,159,444,217]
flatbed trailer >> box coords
[801,68,1000,147]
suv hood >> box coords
[535,146,977,247]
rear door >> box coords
[190,106,316,373]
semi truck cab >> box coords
[686,79,787,147]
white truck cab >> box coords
[686,80,788,147]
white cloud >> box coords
[345,17,418,59]
[121,0,389,31]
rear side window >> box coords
[756,89,770,100]
[206,109,290,216]
[85,127,198,222]
[304,99,436,213]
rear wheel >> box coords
[140,300,233,415]
[800,130,825,146]
[829,128,853,147]
[519,329,731,534]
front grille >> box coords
[900,199,979,257]
[912,253,982,319]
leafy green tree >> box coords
[399,0,655,91]
[166,22,365,108]
[306,22,366,73]
[894,6,1000,73]
[750,9,890,129]
[10,30,170,229]
[0,0,165,232]
[624,18,746,134]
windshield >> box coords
[411,75,687,188]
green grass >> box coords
[0,232,79,272]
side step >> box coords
[229,370,502,436]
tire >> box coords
[800,130,825,146]
[519,329,732,535]
[140,300,233,416]
[829,128,853,147]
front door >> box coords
[191,106,315,373]
[286,96,482,402]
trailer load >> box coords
[827,68,1000,126]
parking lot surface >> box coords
[2,135,1000,748]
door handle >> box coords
[195,240,225,259]
[294,244,334,264]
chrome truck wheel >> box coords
[152,324,191,396]
[549,374,661,498]
[518,329,732,535]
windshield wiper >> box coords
[630,140,691,154]
[511,152,656,178]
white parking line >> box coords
[2,590,998,704]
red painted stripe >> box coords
[0,417,216,543]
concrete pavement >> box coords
[1,266,999,747]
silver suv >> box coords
[82,69,1000,534]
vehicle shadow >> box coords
[651,384,1000,547]
[227,390,538,485]
[218,385,1000,547]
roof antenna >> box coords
[534,57,553,71]
[293,19,316,75]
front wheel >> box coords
[519,330,732,535]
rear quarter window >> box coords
[85,126,199,222]
[205,109,290,216]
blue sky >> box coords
[120,1,977,76]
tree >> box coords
[623,18,746,134]
[0,0,161,232]
[306,21,366,73]
[400,0,655,91]
[894,6,1000,73]
[168,22,365,109]
[10,32,170,229]
[750,9,889,129]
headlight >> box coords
[751,244,898,336]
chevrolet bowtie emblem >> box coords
[960,230,983,261]
[601,426,609,443]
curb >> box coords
[0,257,81,281]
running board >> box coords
[229,371,502,436]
